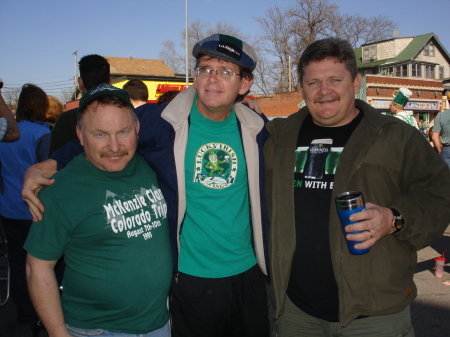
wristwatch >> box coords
[390,208,404,233]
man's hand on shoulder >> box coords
[22,159,57,222]
[241,97,262,115]
[344,203,395,250]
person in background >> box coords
[389,87,419,129]
[157,90,180,105]
[45,96,64,127]
[0,78,20,142]
[49,54,111,155]
[123,79,149,108]
[431,92,450,169]
[0,83,51,336]
[265,37,450,336]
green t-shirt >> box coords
[179,96,256,278]
[25,154,172,334]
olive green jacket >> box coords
[264,99,450,327]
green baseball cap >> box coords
[78,83,133,113]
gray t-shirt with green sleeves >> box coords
[433,109,450,146]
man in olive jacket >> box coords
[265,37,450,336]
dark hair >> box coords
[79,54,110,90]
[297,37,358,85]
[123,79,149,102]
[195,55,254,103]
[77,95,137,131]
[157,90,180,105]
[16,84,49,122]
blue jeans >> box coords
[441,146,450,169]
[66,321,170,337]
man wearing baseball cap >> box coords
[24,84,172,337]
[389,87,419,129]
[22,35,270,337]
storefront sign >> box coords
[371,99,439,111]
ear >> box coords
[135,120,140,135]
[353,73,362,94]
[108,77,113,85]
[76,126,84,146]
[238,77,253,95]
[78,77,85,92]
[193,73,199,91]
[299,82,305,100]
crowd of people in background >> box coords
[0,33,449,337]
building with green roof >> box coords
[354,33,450,136]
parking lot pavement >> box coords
[411,225,450,337]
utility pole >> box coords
[185,0,189,88]
[288,55,292,92]
[72,51,78,90]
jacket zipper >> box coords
[338,125,385,326]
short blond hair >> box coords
[45,96,64,125]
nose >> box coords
[207,70,219,83]
[108,135,120,153]
[318,80,332,94]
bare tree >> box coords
[159,20,249,77]
[288,0,337,47]
[59,87,75,105]
[362,15,398,44]
[2,87,21,110]
[253,0,398,93]
[159,40,186,75]
[253,5,296,95]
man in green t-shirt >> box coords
[25,85,172,337]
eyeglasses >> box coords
[194,67,240,80]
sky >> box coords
[1,0,449,100]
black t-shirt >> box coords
[287,111,363,322]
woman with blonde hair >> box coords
[45,95,64,126]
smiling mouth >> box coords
[315,95,339,103]
[101,150,129,158]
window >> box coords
[362,45,377,62]
[412,63,422,77]
[423,43,435,57]
[425,65,435,78]
[439,66,444,79]
[401,65,408,77]
[393,65,408,77]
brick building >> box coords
[355,33,450,127]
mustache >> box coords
[100,150,129,158]
[314,95,339,103]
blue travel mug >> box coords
[335,191,370,255]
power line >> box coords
[5,76,72,84]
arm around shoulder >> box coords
[22,159,57,222]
